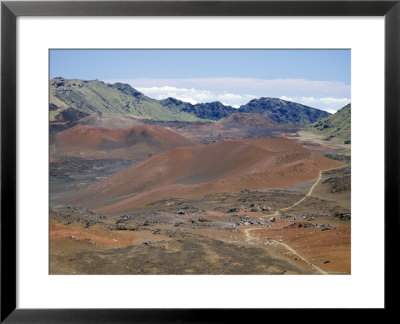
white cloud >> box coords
[280,96,351,112]
[108,77,351,98]
[136,86,254,107]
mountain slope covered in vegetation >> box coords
[307,103,351,143]
[50,78,203,122]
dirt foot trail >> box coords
[277,240,328,274]
[260,166,345,220]
[244,166,346,274]
[280,170,322,211]
[243,227,328,274]
[257,171,323,221]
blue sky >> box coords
[50,49,351,112]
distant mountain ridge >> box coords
[159,97,236,120]
[50,78,331,125]
[238,98,330,126]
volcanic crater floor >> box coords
[50,166,350,275]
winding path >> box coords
[244,228,328,274]
[280,170,322,211]
[243,168,337,274]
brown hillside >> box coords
[220,112,278,127]
[67,138,343,214]
[54,124,195,160]
[76,113,145,129]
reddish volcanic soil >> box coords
[220,112,278,127]
[53,124,195,160]
[185,113,278,133]
[249,223,351,274]
[50,222,137,248]
[76,113,145,129]
[66,138,344,214]
[171,112,298,144]
[181,121,229,135]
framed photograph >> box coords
[1,0,398,321]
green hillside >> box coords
[307,103,351,143]
[50,78,202,122]
[50,78,333,125]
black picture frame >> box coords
[1,0,398,322]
